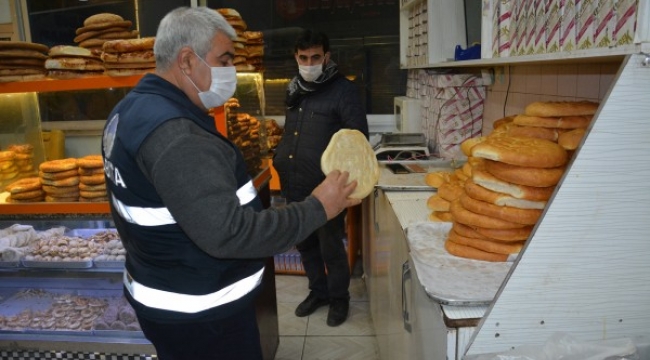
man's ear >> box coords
[178,47,194,74]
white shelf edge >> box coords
[401,43,650,69]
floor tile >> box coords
[278,301,309,336]
[276,274,309,302]
[302,336,379,360]
[276,336,305,360]
[306,301,375,336]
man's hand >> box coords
[312,170,362,220]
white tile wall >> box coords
[483,60,621,132]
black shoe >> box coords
[327,298,349,327]
[295,292,329,317]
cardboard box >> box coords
[614,0,637,46]
[546,0,562,52]
[525,0,537,54]
[482,0,497,58]
[594,0,616,48]
[510,0,526,55]
[498,0,515,57]
[576,0,596,49]
[534,0,548,53]
[560,0,577,51]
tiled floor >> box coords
[274,273,379,360]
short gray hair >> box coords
[154,6,236,71]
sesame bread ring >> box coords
[79,182,106,191]
[0,171,18,181]
[40,168,79,180]
[79,196,109,202]
[450,200,527,229]
[447,229,524,254]
[7,196,44,203]
[5,177,41,193]
[42,184,79,195]
[10,189,45,200]
[45,195,79,202]
[78,167,104,176]
[484,160,565,187]
[80,190,107,198]
[6,144,34,154]
[524,101,599,117]
[77,155,104,169]
[39,158,78,173]
[451,222,490,240]
[40,176,80,187]
[79,173,105,185]
[0,160,14,170]
[0,150,16,161]
[444,238,508,262]
[460,193,542,225]
[471,135,568,168]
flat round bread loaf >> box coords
[0,41,49,53]
[321,129,379,199]
[524,101,599,117]
[437,180,465,202]
[39,158,78,173]
[484,159,565,187]
[460,193,542,225]
[103,37,155,53]
[49,45,99,59]
[513,114,593,129]
[0,50,48,59]
[5,177,41,194]
[444,239,508,262]
[460,136,486,157]
[84,13,124,26]
[473,224,533,241]
[45,58,104,71]
[74,26,135,43]
[471,135,568,168]
[447,229,524,255]
[506,124,562,141]
[76,20,132,35]
[452,222,489,240]
[450,200,527,229]
[101,50,154,63]
[473,169,555,201]
[47,70,103,80]
[103,62,156,69]
[492,116,515,130]
[104,68,154,77]
[464,179,547,210]
[558,128,586,150]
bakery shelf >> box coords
[0,75,143,94]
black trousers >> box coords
[137,303,262,360]
[296,210,350,300]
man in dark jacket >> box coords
[273,29,369,327]
[102,9,360,360]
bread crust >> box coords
[0,50,48,59]
[464,179,547,209]
[40,176,80,187]
[460,193,542,225]
[460,136,486,157]
[49,45,98,59]
[84,13,124,26]
[76,20,132,35]
[102,37,155,53]
[450,200,527,229]
[444,239,508,262]
[524,101,599,117]
[101,50,154,63]
[506,124,562,141]
[558,128,586,150]
[39,158,78,173]
[77,155,104,169]
[0,41,49,53]
[104,68,154,77]
[40,169,79,180]
[427,194,450,211]
[45,58,104,71]
[5,177,41,193]
[472,135,568,168]
[451,222,489,240]
[437,180,465,202]
[424,171,453,188]
[447,229,524,254]
[484,159,565,187]
[473,224,533,241]
[473,169,555,201]
[513,114,593,129]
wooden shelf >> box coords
[0,75,143,94]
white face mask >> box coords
[185,53,237,109]
[299,64,323,82]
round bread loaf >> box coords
[444,239,508,262]
[427,194,450,212]
[506,124,562,142]
[472,135,568,168]
[79,182,106,191]
[49,45,98,59]
[84,13,124,26]
[424,171,453,188]
[513,114,593,129]
[7,144,34,154]
[102,37,155,53]
[492,116,515,130]
[101,50,154,64]
[74,26,132,43]
[450,200,527,229]
[0,41,49,54]
[437,180,465,202]
[321,129,379,199]
[76,20,132,35]
[45,195,79,202]
[460,136,486,157]
[447,230,524,255]
[77,155,104,169]
[80,196,109,202]
[473,169,555,201]
[10,189,45,200]
[558,128,586,150]
[79,167,104,176]
[451,222,489,240]
[484,160,565,187]
[80,190,107,199]
[47,70,104,80]
[464,179,547,209]
[42,184,80,195]
[524,101,599,117]
[0,151,16,161]
[460,193,542,225]
[45,58,104,71]
[80,173,106,185]
[40,158,78,173]
[473,224,533,241]
[40,169,79,180]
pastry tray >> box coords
[0,260,20,268]
[21,259,93,269]
[93,260,125,268]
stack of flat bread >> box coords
[77,155,107,202]
[0,150,19,186]
[0,41,49,83]
[7,144,37,179]
[216,8,264,72]
[244,31,264,72]
[39,158,80,202]
[74,13,139,56]
[101,37,155,77]
[46,45,104,80]
[428,101,599,262]
[224,98,262,175]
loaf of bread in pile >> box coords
[423,101,598,262]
